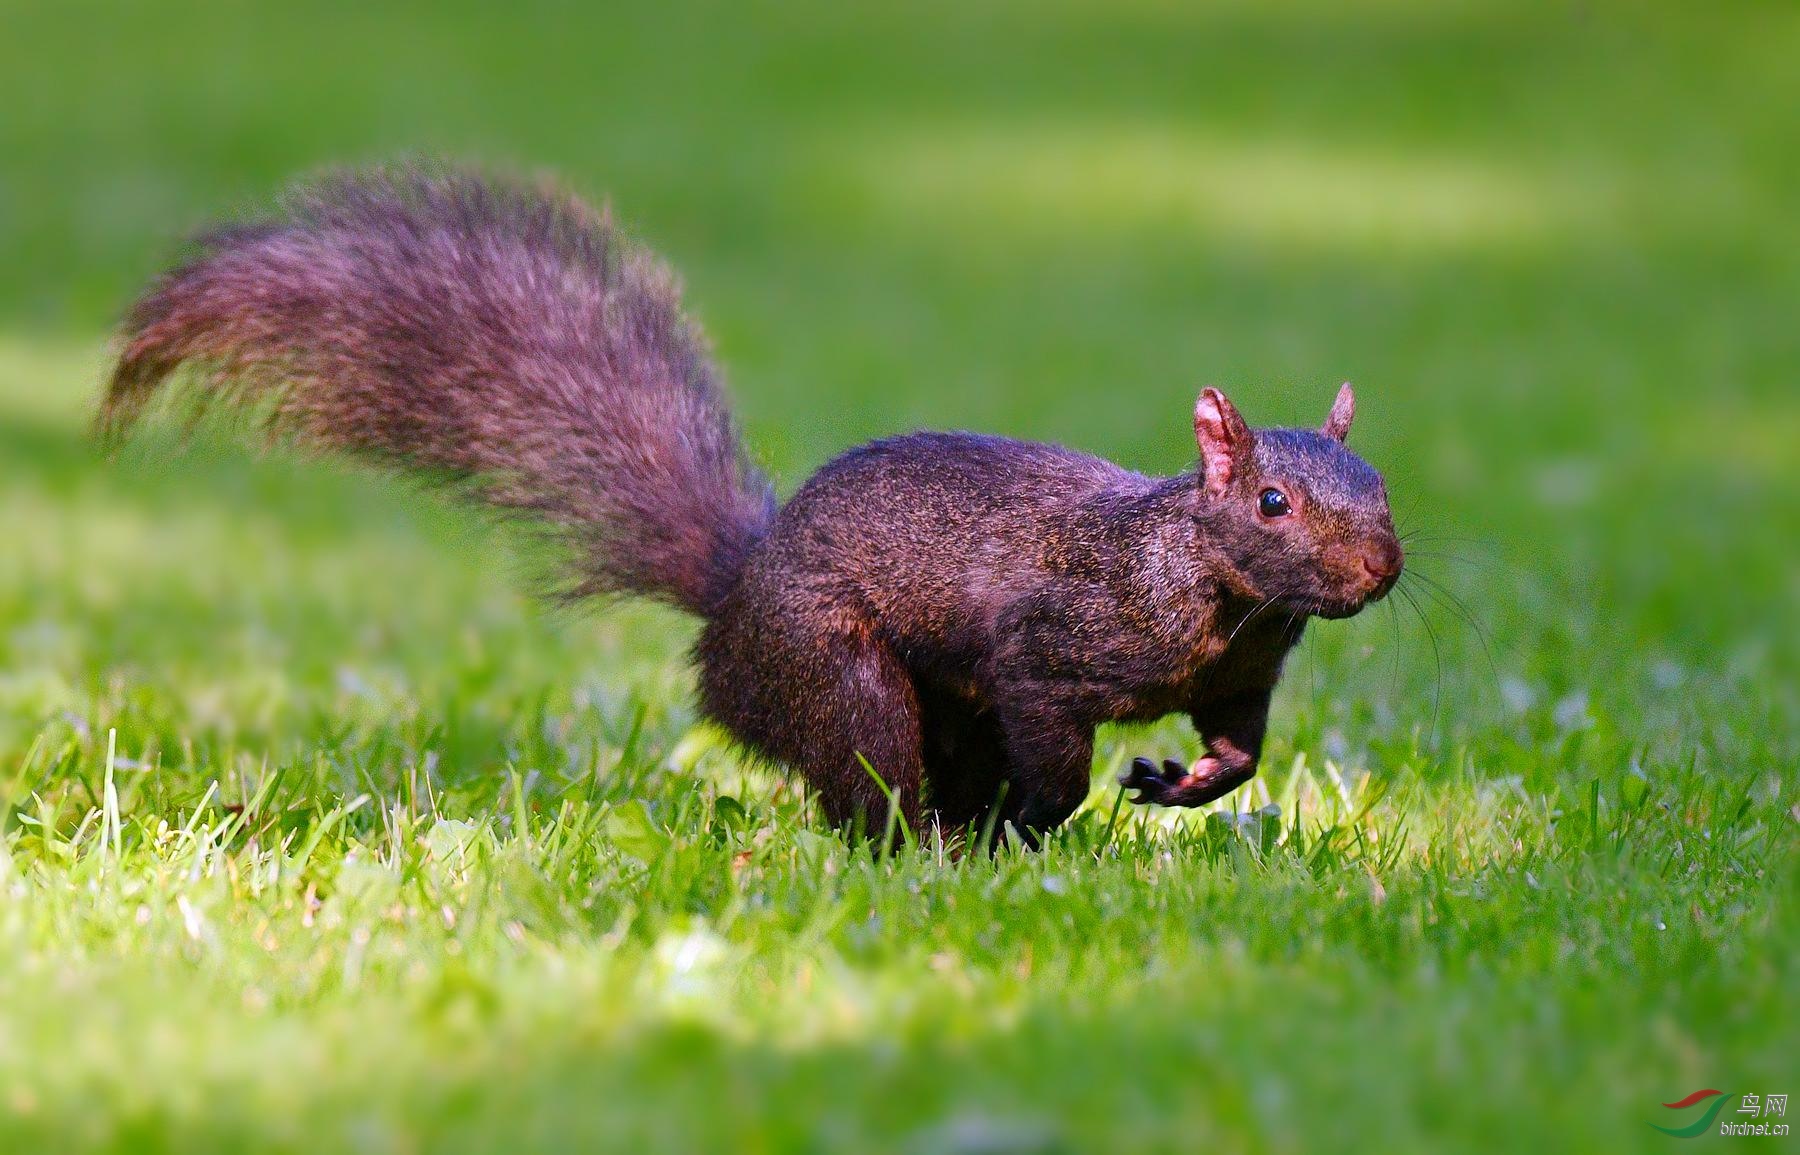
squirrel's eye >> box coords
[1258,488,1291,519]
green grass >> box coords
[2,1,1797,1150]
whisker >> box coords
[1400,549,1511,575]
[1306,607,1318,712]
[1226,594,1283,647]
[1385,591,1402,693]
[1395,582,1443,746]
[1397,525,1511,569]
[1187,594,1284,712]
[1402,570,1501,684]
[1397,526,1497,548]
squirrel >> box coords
[102,165,1404,844]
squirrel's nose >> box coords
[1360,539,1404,586]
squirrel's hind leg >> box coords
[697,599,925,840]
[916,689,1009,838]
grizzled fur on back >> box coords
[104,165,774,614]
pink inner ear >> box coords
[1194,397,1221,442]
[1193,389,1242,446]
[1194,389,1243,493]
[1200,451,1234,492]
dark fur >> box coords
[104,165,1404,843]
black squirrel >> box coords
[103,166,1404,843]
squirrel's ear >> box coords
[1194,387,1252,496]
[1323,382,1355,442]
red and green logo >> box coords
[1652,1089,1733,1138]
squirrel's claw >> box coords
[1119,757,1159,804]
[1121,756,1189,805]
[1121,756,1162,787]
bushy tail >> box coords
[104,165,775,616]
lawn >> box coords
[1,1,1796,1151]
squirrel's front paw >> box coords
[1121,757,1195,806]
[1120,755,1244,808]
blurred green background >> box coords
[7,0,1797,651]
[1,1,1795,1151]
[5,0,1794,743]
